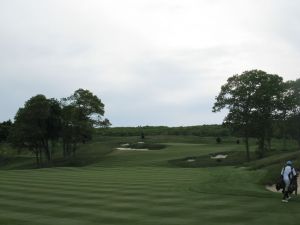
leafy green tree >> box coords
[0,120,12,142]
[274,80,298,149]
[213,70,285,159]
[10,95,61,167]
[286,79,300,148]
[213,70,259,160]
[45,98,62,160]
[63,88,104,124]
[61,89,105,157]
[250,72,285,155]
[61,105,91,157]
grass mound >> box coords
[246,151,300,185]
[246,151,300,170]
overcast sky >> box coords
[0,0,299,126]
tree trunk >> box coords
[39,148,43,167]
[63,140,66,158]
[43,139,51,162]
[46,140,50,161]
[245,128,250,162]
[50,140,55,161]
[49,142,52,161]
[35,150,40,168]
[267,137,271,151]
[281,111,287,150]
[297,128,300,150]
[243,117,251,162]
[72,142,77,157]
[265,120,272,151]
[258,135,265,158]
[282,120,287,151]
[67,143,71,157]
[245,137,250,162]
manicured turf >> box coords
[0,141,299,225]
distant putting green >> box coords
[0,141,299,225]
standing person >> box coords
[281,161,297,202]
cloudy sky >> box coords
[0,0,299,126]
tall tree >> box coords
[250,72,285,155]
[275,80,298,149]
[213,70,285,159]
[286,79,300,148]
[45,98,62,161]
[213,71,258,161]
[10,95,61,167]
[61,89,105,157]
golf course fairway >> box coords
[0,142,298,225]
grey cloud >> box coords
[1,0,300,126]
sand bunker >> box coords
[266,179,300,193]
[187,159,195,162]
[116,147,149,151]
[266,185,279,193]
[210,154,228,159]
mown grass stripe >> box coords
[1,141,298,225]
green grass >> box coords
[0,137,299,225]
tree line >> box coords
[213,70,300,161]
[0,89,109,167]
[97,125,230,137]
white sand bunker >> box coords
[187,159,195,162]
[266,185,279,193]
[116,147,149,151]
[120,143,130,147]
[210,154,228,159]
[266,179,300,193]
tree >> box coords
[250,72,285,155]
[213,70,285,160]
[286,79,300,148]
[61,105,91,157]
[45,98,62,161]
[213,70,260,161]
[99,118,112,128]
[0,120,12,142]
[61,89,106,157]
[10,95,61,167]
[274,80,298,149]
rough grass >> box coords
[169,150,251,168]
[0,136,299,225]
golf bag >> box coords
[276,176,285,191]
[276,174,298,195]
[288,175,298,195]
